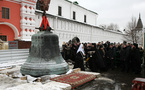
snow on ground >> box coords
[0,59,25,70]
[0,74,27,90]
[0,65,71,90]
[0,60,101,90]
[0,60,72,90]
[6,81,71,90]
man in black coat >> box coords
[130,43,141,74]
[120,43,131,72]
[88,43,105,72]
[71,43,78,62]
[88,43,98,72]
[99,45,106,71]
[106,43,115,70]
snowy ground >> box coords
[0,59,25,70]
[0,60,101,90]
[0,72,71,90]
[0,60,72,90]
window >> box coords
[0,35,7,41]
[73,11,76,20]
[2,7,10,19]
[58,6,62,16]
[84,15,86,23]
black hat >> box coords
[110,43,114,45]
[123,41,127,45]
[133,43,138,48]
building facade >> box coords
[0,0,36,42]
[136,14,143,46]
[0,0,124,46]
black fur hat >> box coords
[133,43,138,48]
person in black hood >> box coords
[88,43,98,72]
[98,45,107,71]
[99,45,105,60]
[120,43,131,72]
[71,43,78,63]
[130,43,141,74]
[106,43,116,70]
[88,43,105,72]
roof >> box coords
[136,14,143,29]
[65,0,98,15]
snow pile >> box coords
[0,72,71,90]
[0,65,72,90]
[0,74,27,90]
[6,81,71,90]
[0,60,91,90]
[95,77,115,84]
[66,69,73,74]
[0,66,20,74]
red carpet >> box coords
[50,72,96,89]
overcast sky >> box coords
[70,0,145,31]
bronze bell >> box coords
[20,31,69,77]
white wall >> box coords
[45,0,98,26]
[35,12,125,46]
[34,0,124,46]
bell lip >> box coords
[20,62,69,77]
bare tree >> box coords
[107,23,119,30]
[124,17,138,43]
[99,23,119,30]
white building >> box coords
[35,0,124,46]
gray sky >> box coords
[70,0,145,31]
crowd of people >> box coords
[61,40,144,74]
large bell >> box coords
[20,31,69,77]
